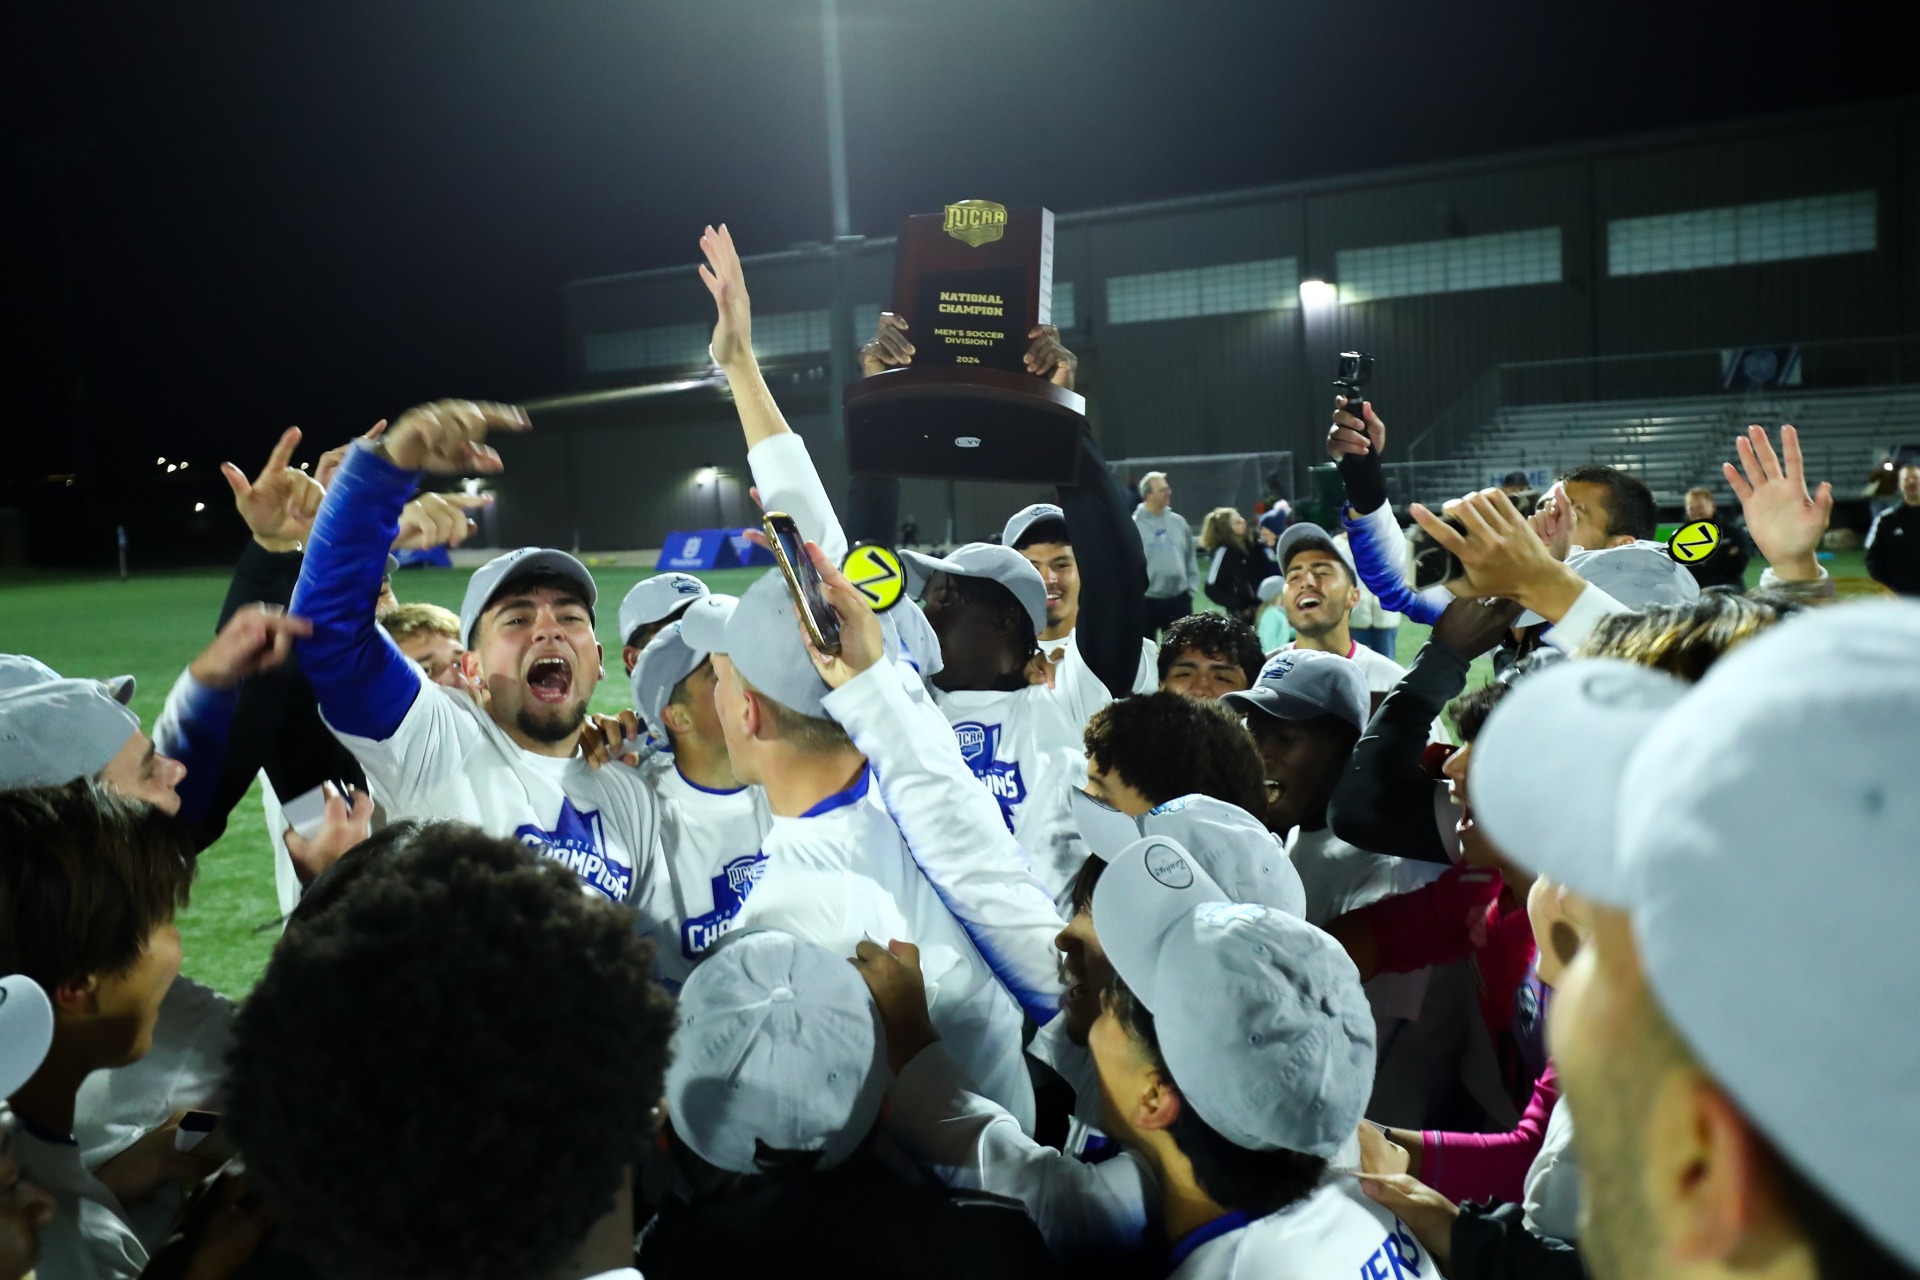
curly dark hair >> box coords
[226,822,677,1280]
[1561,465,1657,543]
[1155,613,1264,687]
[1082,692,1266,816]
[0,778,194,990]
[1105,973,1325,1217]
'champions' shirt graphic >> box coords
[514,796,633,904]
[954,721,1027,831]
[680,852,768,956]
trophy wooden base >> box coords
[842,366,1087,484]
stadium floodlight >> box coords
[695,466,718,485]
[193,502,206,512]
[156,456,166,465]
[178,461,189,469]
[1298,279,1337,308]
[166,464,177,473]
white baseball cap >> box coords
[629,606,732,735]
[0,975,54,1098]
[0,653,136,705]
[680,571,900,721]
[666,930,888,1176]
[1515,539,1700,628]
[1002,502,1068,550]
[618,573,710,645]
[1069,790,1306,919]
[0,680,142,791]
[1275,522,1355,575]
[1470,601,1920,1268]
[900,544,1049,637]
[1093,836,1375,1157]
[457,547,599,648]
[1222,648,1369,733]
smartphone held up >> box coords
[763,512,842,655]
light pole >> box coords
[821,0,857,441]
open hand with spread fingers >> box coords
[1724,423,1831,582]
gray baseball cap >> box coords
[457,547,599,648]
[1256,575,1285,605]
[0,680,143,791]
[1093,836,1375,1157]
[0,975,54,1098]
[0,653,136,705]
[901,544,1048,637]
[1514,539,1700,628]
[666,929,889,1176]
[1469,601,1920,1269]
[1275,522,1354,575]
[1222,648,1369,733]
[680,572,826,720]
[618,572,710,645]
[1002,502,1068,549]
[1069,790,1307,919]
[629,608,731,735]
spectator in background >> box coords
[1678,487,1750,592]
[1131,472,1195,638]
[1499,471,1535,504]
[1256,497,1291,550]
[1865,462,1920,597]
[1253,576,1290,653]
[1197,507,1271,622]
[1156,613,1263,700]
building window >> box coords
[1336,227,1562,303]
[582,324,709,374]
[582,308,835,374]
[1106,258,1300,324]
[1049,280,1077,330]
[1607,190,1876,277]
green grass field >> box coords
[7,550,1858,998]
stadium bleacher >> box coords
[1415,386,1920,509]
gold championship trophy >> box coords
[842,200,1088,484]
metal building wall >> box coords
[520,98,1920,554]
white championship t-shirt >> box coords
[634,752,772,987]
[328,669,659,910]
[730,770,1036,1133]
[1171,1179,1432,1279]
[931,633,1113,902]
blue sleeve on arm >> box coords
[290,442,422,741]
[154,675,238,825]
[1343,507,1448,626]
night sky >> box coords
[6,0,1910,491]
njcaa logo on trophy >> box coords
[943,199,1009,247]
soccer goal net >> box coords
[1104,451,1296,522]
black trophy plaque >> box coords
[843,200,1087,485]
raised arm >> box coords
[292,400,528,740]
[808,546,1066,1025]
[699,223,849,558]
[1058,430,1149,699]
